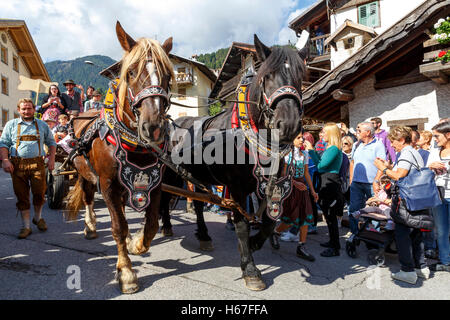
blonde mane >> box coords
[118,38,175,119]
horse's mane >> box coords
[256,47,305,92]
[118,38,175,118]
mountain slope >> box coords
[44,55,117,95]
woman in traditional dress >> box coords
[270,132,318,262]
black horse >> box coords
[162,35,307,291]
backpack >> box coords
[339,152,350,194]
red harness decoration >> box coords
[105,133,164,154]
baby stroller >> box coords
[345,211,396,266]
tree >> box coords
[208,101,223,116]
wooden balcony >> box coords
[308,33,331,66]
[176,72,194,86]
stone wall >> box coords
[348,76,450,131]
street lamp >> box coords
[85,60,117,80]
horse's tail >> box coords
[65,178,84,221]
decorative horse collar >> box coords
[102,79,166,153]
[231,71,298,159]
[230,72,303,221]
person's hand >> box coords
[47,158,55,171]
[303,140,314,151]
[76,84,84,91]
[311,191,319,202]
[367,196,380,204]
[372,182,381,195]
[429,161,446,175]
[2,159,14,173]
[373,158,386,170]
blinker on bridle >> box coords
[257,76,303,129]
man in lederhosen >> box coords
[0,98,56,239]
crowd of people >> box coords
[1,88,450,286]
[209,117,450,285]
[37,80,104,153]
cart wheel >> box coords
[346,241,357,258]
[367,249,385,266]
[47,162,67,210]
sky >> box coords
[2,0,315,63]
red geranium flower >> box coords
[438,50,447,58]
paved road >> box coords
[0,169,449,301]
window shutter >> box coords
[358,4,368,26]
[368,2,379,28]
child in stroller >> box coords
[346,175,396,265]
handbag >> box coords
[395,151,442,212]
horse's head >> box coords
[252,34,307,145]
[116,21,175,145]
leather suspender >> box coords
[15,121,41,157]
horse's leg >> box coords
[160,191,173,236]
[127,186,162,255]
[193,198,213,251]
[81,179,98,240]
[101,179,138,294]
[231,194,266,291]
[249,209,276,252]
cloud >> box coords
[3,0,313,62]
[277,7,309,46]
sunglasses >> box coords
[343,142,350,146]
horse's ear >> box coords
[298,46,309,62]
[254,34,271,62]
[295,30,310,62]
[162,37,173,55]
[116,21,136,52]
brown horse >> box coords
[65,21,174,294]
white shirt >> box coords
[427,147,450,198]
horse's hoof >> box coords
[199,240,214,251]
[120,282,139,294]
[84,230,98,240]
[162,227,173,237]
[244,276,266,291]
[128,245,149,256]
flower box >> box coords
[419,60,450,84]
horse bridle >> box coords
[127,85,170,121]
[257,78,303,130]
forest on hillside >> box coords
[195,47,229,70]
[42,55,117,104]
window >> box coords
[358,1,380,28]
[12,55,19,72]
[387,118,428,131]
[2,109,8,128]
[344,37,355,49]
[1,76,8,96]
[0,45,7,65]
